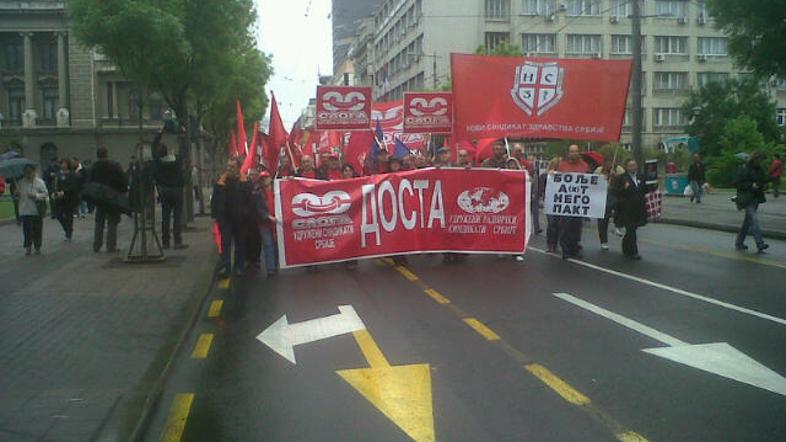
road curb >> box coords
[659,218,786,241]
[92,248,219,442]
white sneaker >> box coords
[614,228,624,237]
[600,243,609,250]
[515,255,524,262]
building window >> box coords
[654,72,688,91]
[697,72,730,87]
[611,35,631,54]
[777,109,786,126]
[486,0,510,19]
[38,40,57,74]
[654,108,686,128]
[521,0,556,15]
[8,86,24,125]
[522,33,556,53]
[3,40,23,73]
[696,0,708,17]
[566,34,601,55]
[610,0,630,18]
[776,79,786,91]
[485,32,510,52]
[41,87,58,121]
[697,37,728,56]
[655,0,687,18]
[655,36,687,54]
[566,0,600,16]
[149,94,164,121]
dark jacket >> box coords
[90,159,128,193]
[53,169,81,209]
[153,155,184,189]
[688,162,706,182]
[613,173,648,229]
[735,162,768,209]
[211,174,252,226]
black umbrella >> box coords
[0,157,37,179]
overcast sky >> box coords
[256,0,334,128]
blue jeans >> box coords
[260,226,278,274]
[736,203,765,249]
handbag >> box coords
[36,199,47,217]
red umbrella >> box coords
[582,151,605,167]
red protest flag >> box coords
[229,131,238,158]
[344,130,374,175]
[236,100,249,156]
[266,91,289,174]
[241,121,260,175]
[474,138,500,164]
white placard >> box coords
[544,172,608,219]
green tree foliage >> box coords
[683,78,780,158]
[475,43,523,57]
[706,116,772,187]
[707,0,786,78]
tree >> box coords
[682,78,780,158]
[707,0,786,78]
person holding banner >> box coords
[211,158,253,277]
[557,145,590,259]
[506,157,526,263]
[545,157,562,253]
[256,170,278,277]
[613,159,648,260]
[297,155,319,179]
[481,140,508,169]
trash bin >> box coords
[664,174,688,196]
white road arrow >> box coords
[256,305,366,364]
[554,292,786,397]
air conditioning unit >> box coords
[545,13,555,22]
[677,16,687,24]
[697,15,706,25]
[697,54,708,62]
[655,53,666,62]
[591,52,602,59]
[558,3,567,12]
[610,15,619,24]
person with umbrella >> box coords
[14,164,48,255]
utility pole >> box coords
[631,0,644,174]
[433,51,437,89]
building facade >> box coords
[332,0,385,75]
[0,1,164,169]
[358,0,786,149]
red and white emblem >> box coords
[510,61,564,116]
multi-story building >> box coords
[0,1,165,168]
[363,0,786,149]
[332,0,385,75]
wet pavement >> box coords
[144,221,786,442]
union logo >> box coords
[457,187,510,214]
[510,61,564,116]
[291,191,352,217]
[408,97,449,117]
[322,91,366,112]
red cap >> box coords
[259,170,271,178]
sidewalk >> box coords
[660,190,786,240]
[0,213,216,441]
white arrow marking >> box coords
[554,292,786,397]
[256,305,366,364]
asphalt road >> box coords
[144,221,786,442]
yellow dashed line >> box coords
[207,300,223,318]
[191,333,214,359]
[159,393,194,442]
[217,278,230,289]
[525,364,591,406]
[394,265,419,281]
[424,288,450,304]
[463,318,501,341]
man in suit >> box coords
[614,159,648,260]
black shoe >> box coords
[625,254,642,260]
[173,243,189,250]
[735,244,748,251]
[162,243,171,250]
[757,244,769,253]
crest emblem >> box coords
[510,61,565,116]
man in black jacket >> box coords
[614,159,648,260]
[735,152,769,253]
[153,140,187,249]
[688,154,706,204]
[211,158,253,277]
[90,146,128,252]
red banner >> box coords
[371,101,429,152]
[316,86,372,130]
[403,92,453,134]
[451,54,632,142]
[274,168,531,267]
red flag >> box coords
[211,221,223,254]
[474,138,501,164]
[343,130,374,175]
[266,91,288,174]
[236,100,248,156]
[230,131,238,158]
[241,121,260,175]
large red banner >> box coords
[403,92,453,134]
[371,101,429,151]
[274,168,531,267]
[451,54,632,142]
[316,86,372,130]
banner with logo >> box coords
[403,92,453,134]
[544,172,608,218]
[451,54,632,142]
[274,168,531,268]
[316,86,372,130]
[371,101,429,152]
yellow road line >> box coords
[207,300,223,318]
[217,278,230,289]
[525,364,591,406]
[640,238,786,270]
[352,329,390,368]
[394,265,419,281]
[463,318,501,341]
[159,393,194,442]
[424,288,450,304]
[191,333,214,359]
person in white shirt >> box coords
[15,164,49,255]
